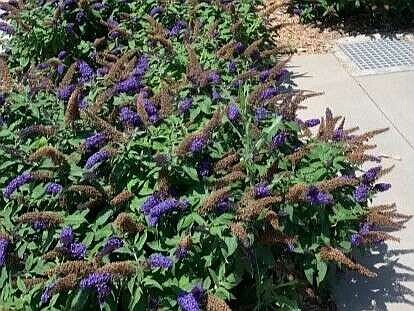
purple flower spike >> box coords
[168,20,186,37]
[260,86,278,101]
[80,272,112,304]
[227,103,240,122]
[228,61,236,74]
[60,227,74,247]
[306,186,333,205]
[353,184,369,203]
[84,150,111,169]
[141,194,160,215]
[99,237,123,256]
[234,42,245,55]
[57,64,65,75]
[133,55,149,77]
[259,69,271,83]
[77,61,94,83]
[350,233,362,246]
[57,84,76,100]
[45,182,63,195]
[40,284,54,305]
[148,253,173,269]
[116,76,141,94]
[149,6,163,16]
[362,166,381,184]
[57,50,67,60]
[3,172,33,199]
[271,132,287,149]
[32,220,48,231]
[254,107,269,123]
[178,98,193,114]
[91,2,105,10]
[147,198,181,226]
[119,107,141,127]
[76,10,85,23]
[212,89,221,101]
[189,136,206,153]
[0,238,10,267]
[196,157,212,178]
[0,21,14,35]
[144,99,160,124]
[69,242,86,259]
[254,183,271,198]
[85,132,107,151]
[304,118,320,127]
[177,292,200,311]
[208,71,220,84]
[374,183,391,192]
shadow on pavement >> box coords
[332,244,414,310]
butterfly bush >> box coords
[0,0,409,309]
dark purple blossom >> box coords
[254,183,271,198]
[254,107,269,123]
[260,86,278,101]
[212,89,221,101]
[32,220,48,230]
[208,71,220,84]
[0,238,9,267]
[374,183,391,192]
[304,118,320,127]
[362,166,381,184]
[85,132,107,151]
[69,242,86,259]
[149,6,163,16]
[60,227,74,247]
[196,157,212,178]
[306,186,333,205]
[271,132,287,149]
[78,96,88,110]
[91,2,105,10]
[66,23,75,35]
[76,10,85,23]
[333,128,345,141]
[133,55,149,77]
[189,136,207,153]
[350,233,361,247]
[216,197,230,214]
[40,284,54,305]
[168,20,186,37]
[80,272,112,303]
[77,61,94,83]
[3,172,33,199]
[228,61,236,74]
[57,50,67,60]
[175,246,188,260]
[0,94,5,106]
[178,98,193,114]
[177,292,200,311]
[259,69,271,83]
[84,150,111,169]
[37,63,49,70]
[119,107,141,127]
[351,222,372,246]
[141,194,160,215]
[227,103,240,121]
[99,237,123,256]
[45,182,62,195]
[144,99,160,123]
[57,64,65,75]
[116,76,141,94]
[148,253,173,269]
[57,84,75,100]
[234,42,245,54]
[0,22,14,34]
[147,198,182,226]
[353,184,369,202]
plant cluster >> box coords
[0,0,409,310]
[292,0,414,24]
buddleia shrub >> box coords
[0,0,409,310]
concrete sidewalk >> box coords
[290,53,414,310]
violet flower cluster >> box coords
[45,182,63,196]
[3,172,33,199]
[80,272,112,303]
[119,107,141,127]
[254,183,271,198]
[306,186,333,205]
[178,98,193,114]
[84,132,107,151]
[99,236,123,256]
[350,222,373,246]
[0,238,9,267]
[227,103,240,122]
[177,286,203,311]
[141,196,187,226]
[148,253,173,269]
[59,226,87,259]
[84,149,111,170]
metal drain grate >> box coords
[337,38,414,75]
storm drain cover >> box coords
[336,37,414,76]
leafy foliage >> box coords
[0,0,409,310]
